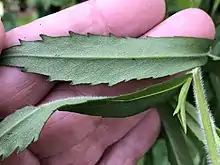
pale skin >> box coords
[0,0,216,165]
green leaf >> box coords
[166,0,179,14]
[49,0,77,8]
[60,74,191,117]
[137,138,171,165]
[136,152,153,165]
[208,25,220,60]
[199,0,212,13]
[166,0,201,14]
[0,97,104,159]
[170,99,205,144]
[185,102,205,144]
[0,33,212,86]
[0,74,190,159]
[185,100,220,148]
[173,76,192,133]
[15,11,39,27]
[177,0,201,9]
[206,73,220,127]
[151,139,171,165]
[192,68,220,165]
[211,0,220,17]
[158,104,194,165]
[184,132,204,165]
[163,100,207,164]
[0,104,55,159]
[2,13,17,31]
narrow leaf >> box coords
[151,139,171,165]
[209,73,220,127]
[0,74,190,159]
[138,138,171,165]
[184,132,204,165]
[185,101,205,144]
[211,0,220,17]
[60,74,191,117]
[164,100,207,164]
[0,33,211,86]
[173,77,192,133]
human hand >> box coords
[0,0,215,165]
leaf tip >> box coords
[173,110,178,116]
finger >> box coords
[40,113,145,165]
[98,8,216,165]
[0,68,54,117]
[143,8,215,39]
[97,110,160,165]
[0,0,165,116]
[0,150,40,165]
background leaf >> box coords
[177,0,201,9]
[137,138,171,165]
[158,104,195,165]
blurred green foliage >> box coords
[1,0,81,31]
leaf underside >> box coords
[0,74,190,159]
[0,33,212,86]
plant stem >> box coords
[193,68,220,165]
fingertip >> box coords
[144,8,216,39]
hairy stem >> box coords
[193,68,220,165]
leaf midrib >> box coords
[1,54,208,59]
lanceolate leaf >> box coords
[161,101,207,165]
[151,139,171,165]
[170,99,205,144]
[60,75,191,117]
[137,138,171,165]
[0,74,190,159]
[173,76,192,133]
[0,33,211,85]
[185,102,205,144]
